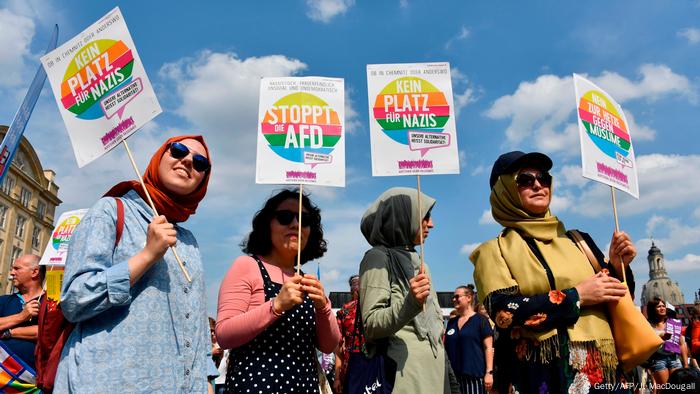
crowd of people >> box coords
[2,138,699,393]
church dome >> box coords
[640,242,685,307]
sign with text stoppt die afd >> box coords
[256,77,345,187]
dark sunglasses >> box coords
[274,210,312,227]
[452,294,465,301]
[515,171,552,189]
[168,142,210,172]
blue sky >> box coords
[1,0,699,316]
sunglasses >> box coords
[452,294,466,301]
[274,210,312,227]
[515,171,552,189]
[168,142,211,173]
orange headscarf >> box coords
[104,135,211,223]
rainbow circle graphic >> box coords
[578,90,631,159]
[60,39,135,120]
[260,92,341,163]
[372,77,450,145]
[52,215,82,250]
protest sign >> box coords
[0,25,58,183]
[367,62,459,176]
[39,209,88,266]
[256,77,345,187]
[40,7,161,167]
[574,74,639,198]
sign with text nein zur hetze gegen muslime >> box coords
[367,62,460,176]
[256,77,345,187]
[40,7,162,167]
[573,74,639,198]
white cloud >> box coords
[594,64,697,104]
[569,153,700,218]
[399,0,409,8]
[556,164,588,189]
[0,0,65,89]
[460,242,480,255]
[486,74,572,147]
[470,164,487,176]
[694,207,700,219]
[623,110,656,141]
[0,8,35,87]
[640,215,700,254]
[451,67,479,119]
[305,0,355,23]
[5,0,63,27]
[159,51,308,207]
[478,209,496,225]
[485,65,696,153]
[678,27,700,44]
[664,254,700,272]
[344,86,363,134]
[550,193,572,213]
[446,27,470,49]
[445,26,470,50]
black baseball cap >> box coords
[489,151,553,189]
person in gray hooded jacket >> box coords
[358,187,451,394]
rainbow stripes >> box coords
[372,77,449,144]
[578,90,631,159]
[261,92,341,162]
[0,342,39,393]
[60,39,134,120]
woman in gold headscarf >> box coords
[470,151,637,394]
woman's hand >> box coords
[273,275,304,313]
[575,271,628,307]
[143,215,177,261]
[409,273,431,305]
[301,274,328,310]
[484,373,494,392]
[608,230,636,274]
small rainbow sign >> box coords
[260,92,341,163]
[372,77,450,145]
[52,215,82,250]
[39,208,88,267]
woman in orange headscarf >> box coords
[55,136,216,393]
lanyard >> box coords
[15,293,41,305]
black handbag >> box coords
[345,300,396,394]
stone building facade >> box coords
[0,125,61,293]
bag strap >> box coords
[113,197,124,247]
[355,247,394,353]
[567,229,602,273]
[523,237,556,290]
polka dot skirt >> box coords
[224,256,319,393]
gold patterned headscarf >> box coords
[471,172,617,376]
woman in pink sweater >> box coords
[216,189,340,393]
